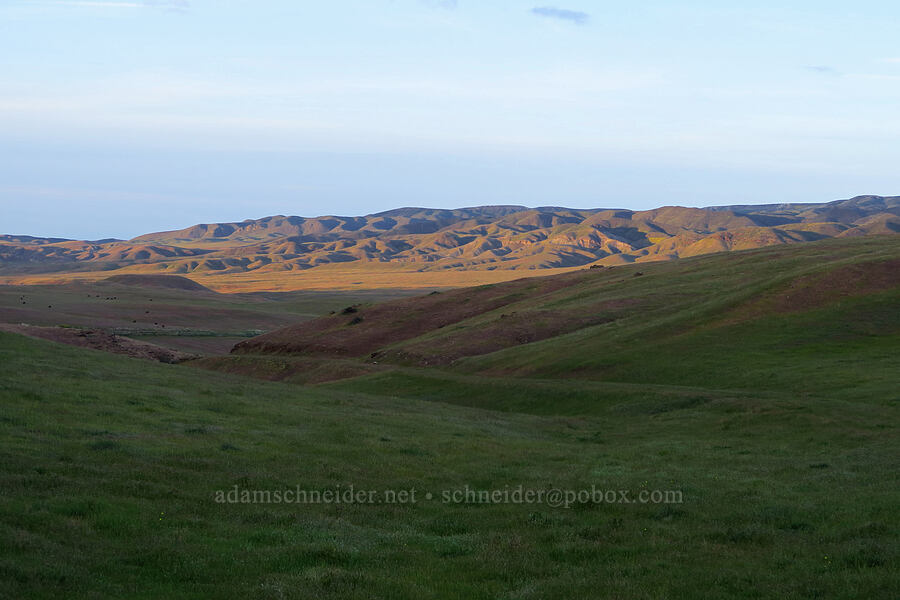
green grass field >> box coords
[1,236,898,598]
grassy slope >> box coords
[0,281,417,355]
[451,238,900,401]
[1,330,898,598]
[2,236,899,597]
[236,237,900,406]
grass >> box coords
[448,241,900,408]
[227,236,900,376]
[0,281,416,355]
[1,330,898,598]
[1,236,898,597]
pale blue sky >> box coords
[1,0,899,239]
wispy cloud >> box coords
[37,0,189,11]
[145,0,189,11]
[531,6,589,25]
[882,58,900,64]
[804,65,841,76]
[421,0,457,8]
[43,1,142,6]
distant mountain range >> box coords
[2,195,898,277]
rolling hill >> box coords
[219,235,900,401]
[1,234,897,598]
[1,196,897,291]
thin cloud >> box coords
[531,6,589,25]
[804,65,841,76]
[420,0,457,9]
[43,1,143,6]
[37,0,189,11]
[144,0,189,11]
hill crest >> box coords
[1,196,897,287]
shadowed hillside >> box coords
[102,274,216,293]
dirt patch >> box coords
[377,298,637,366]
[130,335,249,356]
[768,259,900,312]
[0,324,199,363]
[724,258,900,324]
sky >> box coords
[1,0,899,239]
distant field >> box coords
[1,263,578,292]
[0,276,418,355]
